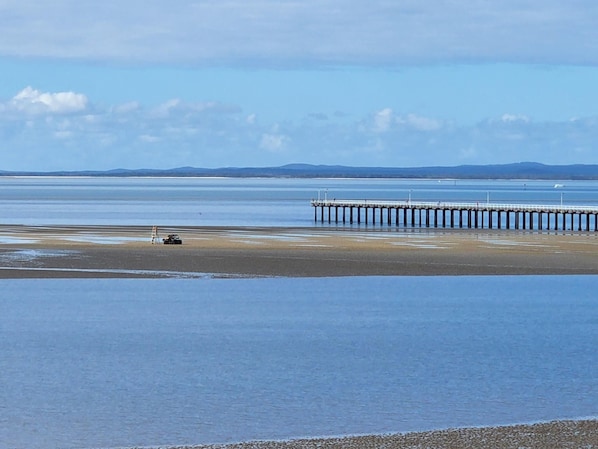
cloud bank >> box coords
[1,87,597,171]
[8,87,88,114]
[1,1,598,66]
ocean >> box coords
[0,177,597,449]
[1,176,597,227]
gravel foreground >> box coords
[159,420,597,449]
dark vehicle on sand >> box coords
[163,234,182,244]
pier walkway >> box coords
[311,200,598,231]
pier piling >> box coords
[311,200,598,231]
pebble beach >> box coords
[162,420,598,449]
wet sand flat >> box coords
[0,225,597,278]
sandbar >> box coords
[0,225,597,278]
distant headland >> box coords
[1,162,597,179]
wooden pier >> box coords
[311,200,598,231]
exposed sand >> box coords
[164,420,598,449]
[0,225,597,278]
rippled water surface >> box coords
[1,276,597,449]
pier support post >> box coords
[557,212,561,231]
[311,201,598,231]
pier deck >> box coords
[311,200,598,231]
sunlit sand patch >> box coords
[228,239,265,245]
[389,241,451,249]
[356,232,425,239]
[64,236,148,244]
[285,232,327,239]
[295,243,334,248]
[190,236,218,241]
[353,234,393,240]
[237,234,310,243]
[478,239,552,248]
[222,230,310,243]
[341,231,456,249]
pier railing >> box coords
[311,199,598,231]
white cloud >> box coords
[373,108,393,133]
[9,86,88,114]
[369,110,444,133]
[1,1,598,66]
[500,113,531,123]
[2,85,598,170]
[53,130,73,139]
[151,99,182,118]
[397,114,443,131]
[259,133,289,152]
[113,102,140,114]
[139,134,160,143]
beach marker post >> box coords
[151,226,159,244]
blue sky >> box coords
[1,1,598,171]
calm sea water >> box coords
[0,176,597,226]
[0,178,597,449]
[1,277,597,449]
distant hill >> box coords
[1,162,597,179]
